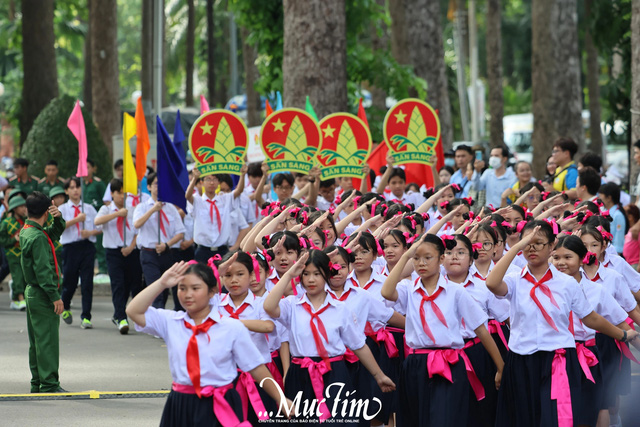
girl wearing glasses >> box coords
[486,220,639,427]
[552,235,635,427]
[381,234,504,426]
[443,234,509,427]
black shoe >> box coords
[53,387,68,393]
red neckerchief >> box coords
[205,199,222,232]
[158,207,169,238]
[24,224,60,285]
[73,204,82,236]
[329,288,351,302]
[115,207,130,242]
[223,302,251,319]
[301,301,332,366]
[414,278,448,343]
[184,318,216,397]
[522,269,559,331]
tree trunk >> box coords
[631,0,640,192]
[141,0,153,113]
[370,0,389,111]
[91,0,119,157]
[206,0,215,105]
[20,0,58,145]
[185,0,195,107]
[531,0,583,178]
[552,0,583,150]
[584,0,603,157]
[83,0,93,112]
[241,28,260,127]
[389,0,411,66]
[406,0,454,150]
[282,0,348,117]
[486,0,504,149]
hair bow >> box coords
[402,231,417,244]
[490,221,497,227]
[544,218,559,235]
[421,212,430,221]
[487,204,496,213]
[594,199,604,208]
[407,216,417,229]
[250,254,261,283]
[371,200,381,217]
[260,249,272,263]
[186,260,198,265]
[600,210,610,218]
[352,196,361,208]
[207,257,222,294]
[596,225,613,241]
[579,211,594,224]
[299,237,308,249]
[441,234,455,242]
[501,221,512,229]
[329,261,342,271]
[541,191,550,201]
[323,230,331,239]
[574,200,581,207]
[583,251,598,265]
[335,195,342,205]
[290,207,301,216]
[300,211,309,225]
[328,206,336,215]
[440,200,450,210]
[516,220,527,233]
[375,239,384,256]
[463,197,474,206]
[451,183,462,193]
[472,242,483,252]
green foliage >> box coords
[22,95,111,181]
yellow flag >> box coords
[122,113,138,195]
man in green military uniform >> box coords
[0,195,28,310]
[48,187,66,258]
[37,160,65,195]
[20,191,66,393]
[8,158,39,196]
[82,159,107,275]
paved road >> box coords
[1,285,639,426]
[0,287,171,426]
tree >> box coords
[584,0,603,156]
[486,0,504,148]
[282,0,348,117]
[90,0,119,157]
[389,0,411,67]
[20,0,59,145]
[83,0,92,112]
[207,0,216,104]
[185,0,195,107]
[632,0,640,189]
[531,0,583,178]
[370,0,389,111]
[141,0,153,113]
[241,27,260,127]
[406,0,454,149]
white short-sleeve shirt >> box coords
[326,281,394,333]
[59,201,99,244]
[499,264,593,355]
[134,306,263,387]
[96,203,138,248]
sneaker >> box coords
[62,310,73,325]
[9,301,20,310]
[81,318,93,329]
[118,319,129,335]
[19,300,27,311]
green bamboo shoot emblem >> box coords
[266,116,316,161]
[195,117,245,162]
[318,120,368,165]
[390,106,437,153]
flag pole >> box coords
[123,192,127,246]
[81,177,85,230]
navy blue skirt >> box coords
[464,339,498,427]
[496,349,582,427]
[398,350,470,427]
[575,341,604,427]
[159,387,244,427]
[596,332,631,404]
[285,357,360,426]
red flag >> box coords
[200,95,210,115]
[265,99,273,117]
[357,98,369,129]
[135,98,151,181]
[67,100,88,177]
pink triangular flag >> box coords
[200,95,210,115]
[67,100,88,177]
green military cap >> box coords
[8,195,26,212]
[49,187,66,199]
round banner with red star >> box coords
[188,109,248,176]
[259,108,321,174]
[316,113,372,180]
[383,98,441,166]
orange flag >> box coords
[135,98,151,181]
[265,99,273,117]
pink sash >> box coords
[172,382,251,427]
[575,340,598,383]
[550,349,572,427]
[291,356,344,422]
[235,370,268,421]
[409,347,485,401]
[487,319,509,350]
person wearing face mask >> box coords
[471,146,516,208]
